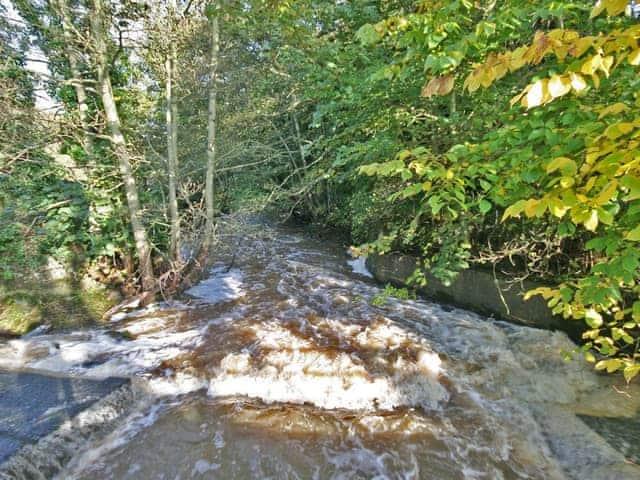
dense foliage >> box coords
[226,0,640,381]
[1,0,639,380]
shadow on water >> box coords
[0,370,127,462]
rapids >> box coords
[1,218,639,479]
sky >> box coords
[1,0,60,111]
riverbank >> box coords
[365,252,584,340]
[1,219,637,479]
[0,273,120,337]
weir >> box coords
[0,220,639,479]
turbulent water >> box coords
[1,218,640,479]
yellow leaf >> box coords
[597,102,629,119]
[592,0,629,17]
[561,30,580,42]
[570,72,587,93]
[590,1,606,18]
[548,74,572,98]
[422,74,455,98]
[524,31,554,65]
[595,360,608,370]
[606,0,630,15]
[570,37,595,58]
[560,176,575,188]
[548,29,564,41]
[524,287,554,301]
[524,199,540,217]
[584,209,599,231]
[464,69,482,93]
[547,157,578,176]
[422,181,432,191]
[480,71,495,88]
[523,198,548,218]
[606,359,623,373]
[595,180,618,205]
[509,46,528,72]
[624,364,640,383]
[627,225,640,241]
[601,55,614,77]
[581,55,598,75]
[604,122,634,139]
[592,73,600,89]
[629,49,640,66]
[554,45,570,61]
[510,85,529,107]
[549,197,570,218]
[523,79,548,109]
[502,199,527,221]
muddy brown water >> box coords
[1,219,639,479]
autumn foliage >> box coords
[353,0,640,380]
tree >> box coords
[164,0,181,263]
[90,0,155,290]
[51,0,94,157]
[203,2,219,252]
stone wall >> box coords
[366,253,584,339]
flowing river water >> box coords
[1,219,640,479]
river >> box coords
[1,218,639,479]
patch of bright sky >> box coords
[1,0,59,111]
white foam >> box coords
[59,401,167,477]
[347,256,374,278]
[186,267,245,304]
[108,301,190,323]
[213,431,225,449]
[145,373,208,396]
[207,319,448,411]
[192,459,220,475]
[0,320,205,380]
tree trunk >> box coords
[165,38,180,263]
[90,0,155,290]
[203,7,219,251]
[53,0,94,156]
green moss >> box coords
[0,282,117,335]
[0,299,42,335]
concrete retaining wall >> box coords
[366,253,583,339]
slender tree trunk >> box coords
[292,110,323,216]
[203,8,219,251]
[291,113,307,168]
[165,38,180,263]
[54,0,94,156]
[90,0,155,290]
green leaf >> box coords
[355,24,380,45]
[479,199,492,214]
[396,183,424,200]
